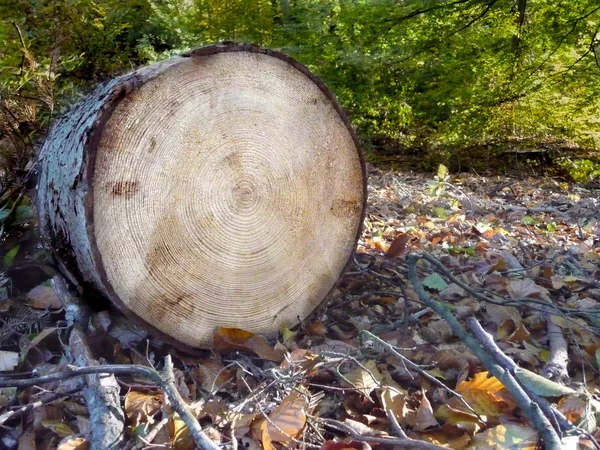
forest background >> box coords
[1,0,600,191]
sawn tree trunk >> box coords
[38,44,366,350]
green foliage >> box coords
[3,244,19,268]
[1,0,599,192]
[556,158,600,183]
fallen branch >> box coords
[407,253,564,450]
[0,359,219,450]
[541,306,569,382]
[70,328,125,450]
[321,417,448,450]
[54,276,125,450]
[466,318,599,450]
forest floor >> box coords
[1,164,600,450]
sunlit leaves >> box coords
[456,372,517,418]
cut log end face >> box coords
[60,49,364,349]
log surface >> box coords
[38,44,366,349]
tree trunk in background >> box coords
[38,44,366,350]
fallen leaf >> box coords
[435,403,485,433]
[214,327,283,362]
[280,349,322,375]
[57,437,89,450]
[27,285,62,309]
[124,391,162,427]
[468,423,539,449]
[17,427,35,450]
[505,323,531,344]
[423,273,448,291]
[507,279,547,299]
[171,413,194,450]
[0,350,19,371]
[557,395,587,425]
[321,440,370,450]
[41,420,73,437]
[514,368,576,397]
[263,390,308,444]
[342,360,382,396]
[378,386,413,427]
[192,359,235,393]
[305,321,328,336]
[413,389,438,431]
[485,303,522,325]
[385,233,412,258]
[439,283,467,301]
[3,245,19,268]
[343,418,386,436]
[456,372,517,417]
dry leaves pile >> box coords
[1,165,599,449]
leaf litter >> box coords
[0,165,599,449]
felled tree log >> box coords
[38,44,366,350]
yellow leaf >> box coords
[41,420,73,438]
[456,372,516,418]
[171,413,194,450]
[468,424,539,449]
[57,437,89,450]
[436,403,485,433]
[457,372,504,393]
[280,324,298,343]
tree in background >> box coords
[1,0,599,188]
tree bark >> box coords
[38,44,366,350]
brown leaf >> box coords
[557,395,587,424]
[27,285,62,309]
[413,389,438,431]
[214,327,283,362]
[435,403,485,433]
[280,349,322,375]
[378,386,414,427]
[505,322,531,344]
[485,303,521,325]
[421,320,454,344]
[17,428,35,450]
[439,283,467,301]
[192,358,235,393]
[507,279,548,299]
[305,321,328,336]
[171,413,195,450]
[343,418,386,436]
[124,391,162,427]
[263,390,308,444]
[385,233,412,258]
